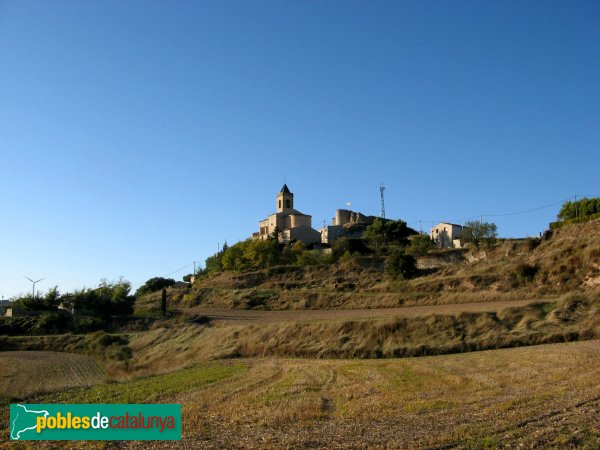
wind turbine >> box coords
[24,276,45,297]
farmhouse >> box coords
[430,222,467,248]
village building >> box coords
[430,222,466,248]
[254,185,321,245]
[254,185,381,246]
[320,209,378,244]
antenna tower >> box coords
[379,183,386,219]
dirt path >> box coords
[186,298,545,323]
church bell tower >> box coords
[276,184,294,212]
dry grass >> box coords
[0,351,106,400]
[172,220,600,311]
[93,291,598,378]
[3,341,600,448]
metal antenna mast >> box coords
[24,275,45,297]
[379,183,386,219]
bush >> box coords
[332,237,371,258]
[515,263,539,283]
[297,250,331,266]
[386,250,418,280]
[33,311,72,334]
[406,233,435,257]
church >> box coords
[254,185,321,244]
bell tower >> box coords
[276,184,294,212]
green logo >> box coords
[10,404,181,440]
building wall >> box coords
[430,223,465,248]
[320,225,345,244]
[285,226,321,245]
[290,214,311,229]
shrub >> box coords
[514,263,539,284]
[406,233,435,257]
[332,237,371,258]
[386,250,418,280]
[297,250,331,266]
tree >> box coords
[406,233,434,257]
[135,277,176,296]
[462,221,498,249]
[12,286,62,311]
[364,219,417,248]
[160,288,167,316]
[386,249,417,279]
[269,226,282,242]
[331,237,371,258]
[558,197,600,221]
[63,279,134,317]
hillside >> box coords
[159,219,600,311]
[106,220,600,377]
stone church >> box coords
[254,185,321,244]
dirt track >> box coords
[187,299,544,323]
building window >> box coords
[279,200,281,209]
[285,199,291,208]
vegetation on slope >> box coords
[167,219,600,311]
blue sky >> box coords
[1,1,598,298]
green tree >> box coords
[364,219,417,248]
[331,237,371,258]
[364,218,387,247]
[406,233,434,257]
[557,197,600,221]
[462,221,498,249]
[63,279,134,317]
[160,288,167,316]
[135,277,176,296]
[243,238,281,269]
[386,249,417,279]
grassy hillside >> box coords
[152,219,600,311]
[108,292,596,377]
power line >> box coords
[407,195,584,229]
[164,262,195,277]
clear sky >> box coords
[1,1,598,298]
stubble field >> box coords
[2,340,600,448]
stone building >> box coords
[254,185,321,244]
[320,209,378,245]
[430,222,466,248]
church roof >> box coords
[280,184,291,194]
[274,209,310,218]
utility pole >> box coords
[380,183,386,219]
[24,276,45,297]
[419,220,422,233]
